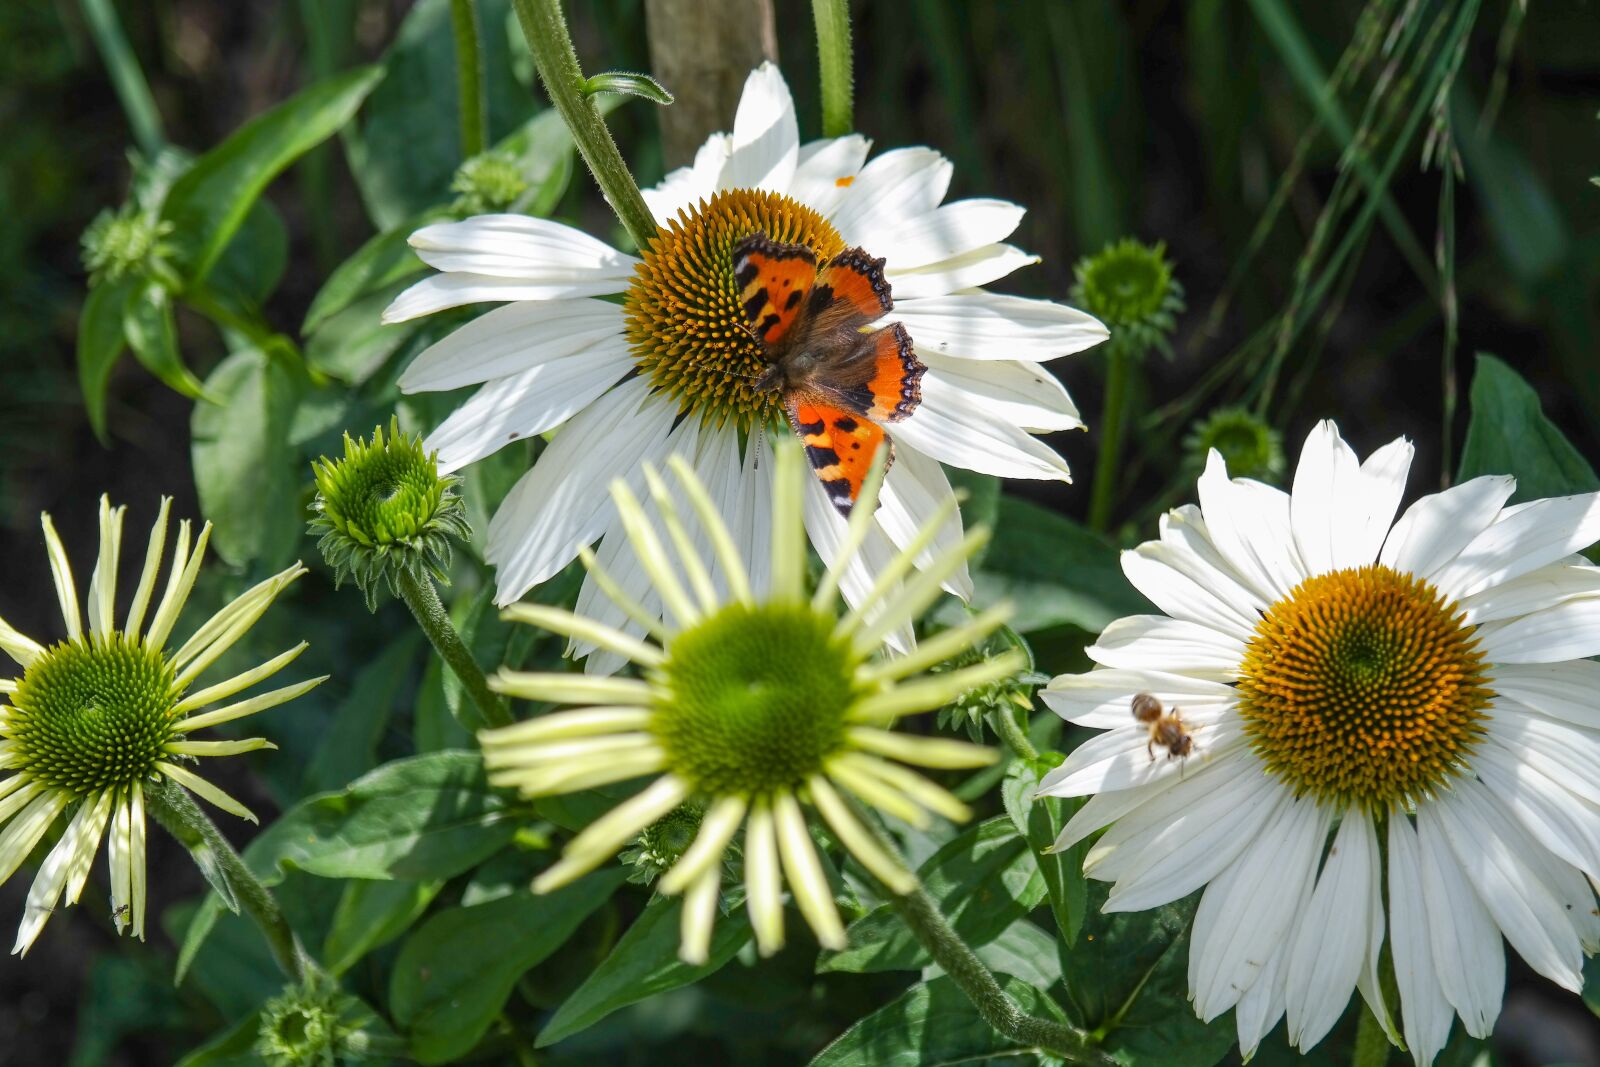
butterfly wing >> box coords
[812,322,925,424]
[785,395,891,517]
[733,235,818,347]
[808,248,893,328]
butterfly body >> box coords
[732,234,926,516]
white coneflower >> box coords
[479,439,1013,963]
[1038,420,1600,1064]
[0,496,324,954]
[387,62,1105,670]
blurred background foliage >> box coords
[0,0,1597,1063]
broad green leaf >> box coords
[537,894,753,1047]
[207,198,289,311]
[1458,353,1599,502]
[302,633,421,795]
[304,279,423,383]
[810,974,1068,1066]
[301,208,446,336]
[323,877,445,976]
[975,498,1152,634]
[1061,886,1233,1067]
[821,817,1046,973]
[1584,953,1599,1018]
[1005,757,1088,945]
[172,1009,262,1067]
[390,869,626,1064]
[935,916,1063,993]
[76,275,138,443]
[123,281,207,400]
[166,901,282,1021]
[161,65,384,282]
[190,348,304,568]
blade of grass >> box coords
[79,0,165,158]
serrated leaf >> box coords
[123,281,208,400]
[810,973,1068,1066]
[1458,353,1599,502]
[538,893,752,1046]
[390,869,626,1064]
[821,817,1046,973]
[76,275,138,443]
[161,65,384,283]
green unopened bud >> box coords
[1070,238,1185,360]
[309,418,470,611]
[933,625,1048,743]
[450,152,532,215]
[80,202,173,285]
[257,979,341,1067]
[620,802,714,887]
[1185,406,1285,482]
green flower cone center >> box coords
[1078,239,1175,326]
[651,602,860,797]
[1236,564,1493,810]
[9,633,178,794]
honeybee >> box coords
[1131,692,1194,761]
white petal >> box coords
[1120,544,1256,640]
[1040,667,1237,729]
[643,133,729,225]
[1459,560,1600,625]
[1387,816,1455,1067]
[1351,437,1415,563]
[382,272,631,322]
[1473,596,1600,663]
[1197,452,1304,602]
[887,244,1039,300]
[1189,796,1330,1020]
[790,135,871,217]
[1285,810,1377,1050]
[1483,702,1600,806]
[865,200,1024,271]
[1035,716,1242,799]
[407,214,636,279]
[917,355,1082,432]
[398,298,625,392]
[893,372,1070,481]
[829,148,953,244]
[1430,491,1600,601]
[1414,798,1507,1036]
[718,62,797,194]
[876,445,971,600]
[1379,474,1515,580]
[1236,935,1290,1060]
[1156,505,1270,617]
[1475,745,1600,881]
[894,291,1108,363]
[486,380,676,604]
[1488,661,1600,729]
[1086,615,1244,679]
[733,431,775,599]
[1289,422,1411,573]
[804,475,913,653]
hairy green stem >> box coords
[1351,999,1391,1067]
[991,704,1038,761]
[396,569,512,730]
[510,0,658,249]
[450,0,490,159]
[810,0,854,137]
[79,0,165,158]
[145,778,306,981]
[1088,345,1132,533]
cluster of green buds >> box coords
[618,802,730,889]
[1183,406,1286,482]
[450,151,534,216]
[934,624,1048,743]
[308,418,470,611]
[1070,237,1185,360]
[80,201,173,286]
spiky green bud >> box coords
[1185,406,1286,482]
[1070,238,1185,360]
[934,625,1048,743]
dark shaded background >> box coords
[0,0,1597,1063]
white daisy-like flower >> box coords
[385,62,1106,670]
[1036,420,1600,1065]
[480,438,1009,963]
[0,497,324,954]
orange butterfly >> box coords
[733,233,926,517]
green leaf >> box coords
[304,279,423,383]
[190,347,304,568]
[390,869,627,1064]
[172,1008,263,1067]
[952,916,1064,993]
[323,877,445,976]
[538,894,752,1047]
[301,208,445,336]
[207,198,289,310]
[161,65,384,283]
[975,498,1152,634]
[1584,952,1599,1018]
[76,275,138,444]
[810,974,1067,1066]
[1005,757,1088,945]
[302,633,420,795]
[821,817,1046,973]
[1061,886,1233,1067]
[1458,353,1600,502]
[582,71,675,105]
[123,281,208,400]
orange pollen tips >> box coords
[1236,564,1493,811]
[625,189,845,429]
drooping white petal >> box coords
[1429,491,1600,601]
[1285,810,1377,1050]
[1473,596,1600,663]
[876,445,971,600]
[917,355,1082,433]
[1235,932,1291,1060]
[1484,701,1600,806]
[789,134,871,217]
[1414,802,1506,1036]
[424,335,635,473]
[1040,666,1237,729]
[894,291,1108,363]
[1379,474,1517,579]
[829,147,953,244]
[399,298,625,393]
[887,244,1039,300]
[1387,815,1455,1067]
[407,214,637,280]
[865,199,1025,272]
[487,379,677,606]
[1475,739,1600,880]
[718,62,798,194]
[1085,615,1245,679]
[1196,452,1303,602]
[383,273,632,322]
[643,133,729,225]
[893,372,1071,481]
[731,431,775,600]
[803,476,913,653]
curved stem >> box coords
[991,704,1038,761]
[1351,999,1391,1067]
[810,0,854,137]
[396,569,512,730]
[145,777,306,981]
[450,0,490,159]
[1087,344,1132,533]
[510,0,658,249]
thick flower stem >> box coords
[1088,344,1132,533]
[810,0,854,137]
[511,0,658,249]
[1351,1000,1391,1067]
[395,569,512,730]
[145,778,306,982]
[450,0,490,159]
[992,704,1039,761]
